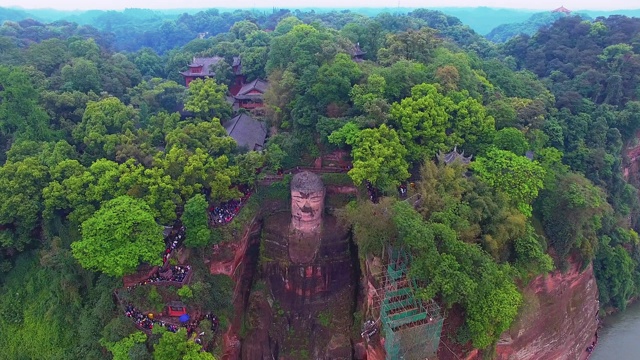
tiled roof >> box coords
[223,113,267,151]
[438,146,472,165]
[180,56,222,77]
[236,78,268,95]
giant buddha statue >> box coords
[243,171,356,359]
[290,171,325,232]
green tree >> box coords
[153,328,215,360]
[389,83,452,162]
[25,38,70,76]
[0,66,51,142]
[377,27,441,66]
[182,194,213,248]
[230,20,259,40]
[265,143,286,171]
[235,151,265,185]
[311,53,363,110]
[336,124,410,189]
[493,127,529,155]
[0,156,49,252]
[184,78,232,120]
[72,97,138,160]
[389,83,494,162]
[165,119,236,156]
[71,196,164,277]
[273,16,303,36]
[156,146,240,202]
[133,47,165,78]
[61,58,101,93]
[350,73,389,125]
[541,172,611,261]
[340,198,397,257]
[393,202,522,349]
[471,148,545,217]
[101,331,147,360]
[594,236,638,309]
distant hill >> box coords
[431,7,538,35]
[486,11,576,42]
[485,8,640,43]
[3,6,640,45]
[0,7,40,22]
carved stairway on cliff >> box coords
[377,247,443,360]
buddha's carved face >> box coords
[291,190,324,224]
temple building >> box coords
[180,57,223,87]
[351,42,366,62]
[552,6,572,14]
[232,78,268,111]
[223,113,267,151]
[229,56,245,95]
[437,146,472,165]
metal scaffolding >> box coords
[370,247,444,360]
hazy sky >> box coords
[3,0,639,11]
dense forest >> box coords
[1,6,640,359]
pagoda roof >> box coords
[437,146,472,165]
[552,6,571,13]
[180,56,222,77]
[223,113,267,151]
[352,43,366,57]
[234,78,268,100]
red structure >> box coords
[180,57,223,87]
[552,6,572,14]
[233,78,268,110]
[166,301,187,317]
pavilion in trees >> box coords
[437,146,472,166]
[552,6,572,14]
[180,57,223,87]
[181,56,246,89]
[166,301,187,317]
[351,43,366,62]
[232,78,269,111]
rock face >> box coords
[495,262,599,360]
[238,173,357,359]
[247,211,355,359]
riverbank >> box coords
[590,300,640,359]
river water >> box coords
[591,301,640,359]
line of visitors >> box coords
[398,183,408,198]
[163,226,185,264]
[127,265,192,289]
[125,304,179,332]
[209,188,252,226]
[366,181,380,203]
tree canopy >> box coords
[71,195,164,277]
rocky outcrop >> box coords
[495,262,599,360]
[207,217,261,360]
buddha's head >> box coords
[291,171,325,231]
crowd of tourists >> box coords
[145,265,191,284]
[209,189,252,226]
[127,265,192,289]
[366,181,380,203]
[124,304,179,332]
[163,226,185,264]
[398,183,408,197]
[205,312,220,332]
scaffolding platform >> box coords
[370,247,444,360]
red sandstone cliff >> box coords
[495,262,599,360]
